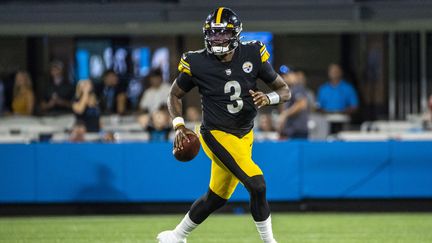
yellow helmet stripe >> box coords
[216,7,224,24]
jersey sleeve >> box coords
[177,53,192,76]
[258,42,271,63]
[257,60,278,84]
[176,72,196,92]
[176,53,196,92]
[254,42,278,83]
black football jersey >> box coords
[176,41,277,137]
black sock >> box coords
[244,175,270,221]
[188,189,227,224]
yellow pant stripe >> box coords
[199,129,263,199]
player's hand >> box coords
[249,90,269,108]
[174,125,195,151]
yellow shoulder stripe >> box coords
[216,7,224,24]
[259,44,270,62]
[261,51,270,63]
[178,65,192,76]
[180,58,190,67]
[178,58,192,76]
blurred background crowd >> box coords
[1,0,432,143]
[1,58,431,143]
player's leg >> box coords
[243,175,275,243]
[157,175,226,243]
[201,130,276,243]
[188,159,239,223]
[158,135,239,243]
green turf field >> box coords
[1,213,432,243]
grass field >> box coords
[1,213,432,243]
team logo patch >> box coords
[225,69,232,76]
[242,61,253,73]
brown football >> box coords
[173,134,201,162]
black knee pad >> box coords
[244,175,267,195]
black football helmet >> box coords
[203,7,242,56]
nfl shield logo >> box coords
[225,69,232,76]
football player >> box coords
[158,7,291,243]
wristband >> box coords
[266,92,280,105]
[172,117,185,129]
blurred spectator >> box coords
[147,109,171,142]
[429,94,432,118]
[96,70,127,115]
[72,80,101,133]
[40,61,74,115]
[12,70,34,116]
[127,77,144,110]
[102,131,116,143]
[70,121,87,142]
[422,94,432,130]
[295,69,316,111]
[278,68,309,139]
[185,106,201,130]
[317,63,358,114]
[258,113,275,132]
[139,69,171,113]
[0,79,4,115]
[186,106,201,123]
[137,110,150,130]
[255,113,278,141]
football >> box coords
[173,134,201,162]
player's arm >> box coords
[250,62,291,108]
[169,53,198,150]
[167,80,185,120]
[168,75,196,151]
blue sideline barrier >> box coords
[0,141,431,203]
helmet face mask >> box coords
[205,28,236,55]
[203,8,242,56]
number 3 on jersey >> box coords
[224,81,243,114]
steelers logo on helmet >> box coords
[203,7,243,56]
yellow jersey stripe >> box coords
[180,58,190,67]
[181,64,190,70]
[178,65,192,76]
[260,47,267,56]
[216,7,224,24]
[261,51,270,63]
[178,62,190,70]
[178,61,192,75]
